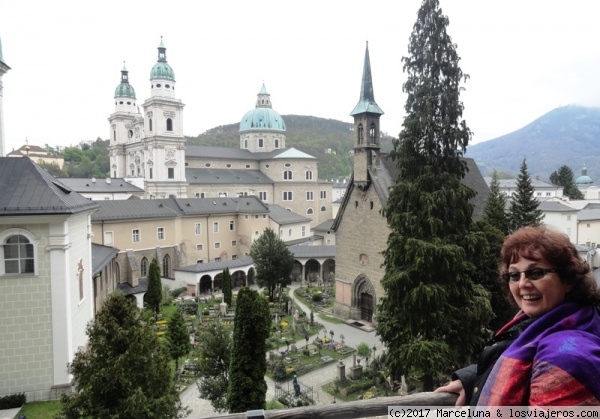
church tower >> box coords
[0,36,11,157]
[350,42,384,191]
[141,37,187,198]
[239,83,286,152]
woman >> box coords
[436,225,600,406]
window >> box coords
[157,227,165,240]
[369,123,376,143]
[195,223,202,235]
[213,222,219,233]
[230,220,235,230]
[546,192,551,196]
[196,244,203,250]
[166,118,173,131]
[214,257,221,262]
[149,168,153,179]
[1,233,35,275]
[306,191,314,201]
[215,242,221,249]
[307,208,314,215]
[536,192,542,196]
[149,118,153,131]
[320,190,327,199]
[284,170,293,180]
[283,191,293,201]
[244,215,249,219]
[288,229,292,237]
[168,167,174,179]
[244,139,248,148]
[258,138,264,148]
[197,259,204,264]
[306,170,313,180]
[567,215,572,221]
[259,191,267,201]
[196,192,205,198]
[219,192,228,197]
[320,206,327,212]
[132,229,140,242]
[358,123,364,144]
[104,231,114,245]
[78,259,84,302]
[275,139,279,148]
[256,230,260,236]
[232,240,237,246]
[140,257,149,277]
[302,226,306,237]
[162,254,170,277]
[232,255,237,260]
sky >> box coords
[1,0,600,154]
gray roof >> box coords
[537,201,577,212]
[92,243,119,275]
[92,196,269,222]
[186,168,273,185]
[268,204,311,225]
[288,245,336,258]
[117,277,149,295]
[496,178,558,189]
[185,145,316,162]
[0,157,99,215]
[312,219,335,232]
[57,177,144,193]
[577,209,600,222]
[176,255,254,273]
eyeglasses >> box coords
[501,268,559,283]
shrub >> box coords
[0,393,26,409]
[311,291,322,302]
[171,287,187,298]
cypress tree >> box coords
[222,267,232,307]
[145,258,162,315]
[377,0,493,391]
[167,306,192,372]
[509,158,544,230]
[227,287,271,413]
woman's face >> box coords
[507,256,573,318]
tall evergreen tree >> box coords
[509,158,544,230]
[61,292,184,418]
[222,267,232,307]
[483,170,510,235]
[197,321,232,413]
[145,258,162,315]
[250,227,294,302]
[550,164,584,200]
[167,306,192,372]
[227,287,270,413]
[377,0,493,391]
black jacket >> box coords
[453,316,535,406]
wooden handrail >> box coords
[198,391,458,419]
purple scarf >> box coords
[478,303,600,406]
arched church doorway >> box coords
[360,292,373,323]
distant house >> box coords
[7,144,65,169]
[537,199,579,244]
[487,177,563,199]
[0,157,99,400]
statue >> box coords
[293,375,301,397]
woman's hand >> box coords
[434,380,467,407]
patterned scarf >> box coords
[477,303,600,406]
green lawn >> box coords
[18,400,62,418]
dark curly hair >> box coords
[500,225,600,307]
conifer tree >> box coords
[550,165,584,199]
[227,287,270,413]
[509,158,544,230]
[222,267,232,307]
[484,170,510,235]
[145,258,162,315]
[377,0,493,391]
[167,306,192,372]
[61,292,184,418]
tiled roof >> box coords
[538,201,577,212]
[0,157,99,215]
[288,245,336,258]
[91,196,270,221]
[92,243,119,275]
[176,255,254,273]
[186,145,258,160]
[56,177,144,193]
[312,219,335,231]
[117,277,149,295]
[577,209,600,222]
[268,204,311,225]
[186,168,273,185]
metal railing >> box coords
[198,391,458,419]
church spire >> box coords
[351,42,384,116]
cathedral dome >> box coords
[576,175,593,185]
[150,61,175,81]
[239,107,286,132]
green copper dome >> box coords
[239,83,285,132]
[114,63,136,99]
[150,38,175,81]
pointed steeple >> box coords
[351,42,384,116]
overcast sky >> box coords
[1,0,600,154]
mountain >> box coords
[466,105,600,181]
[186,115,395,181]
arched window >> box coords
[162,254,171,278]
[140,257,149,277]
[284,170,293,180]
[320,206,327,212]
[1,230,36,275]
[307,208,314,215]
[358,124,364,144]
[166,118,173,132]
[369,123,376,144]
[305,170,313,180]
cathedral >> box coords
[109,38,332,227]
